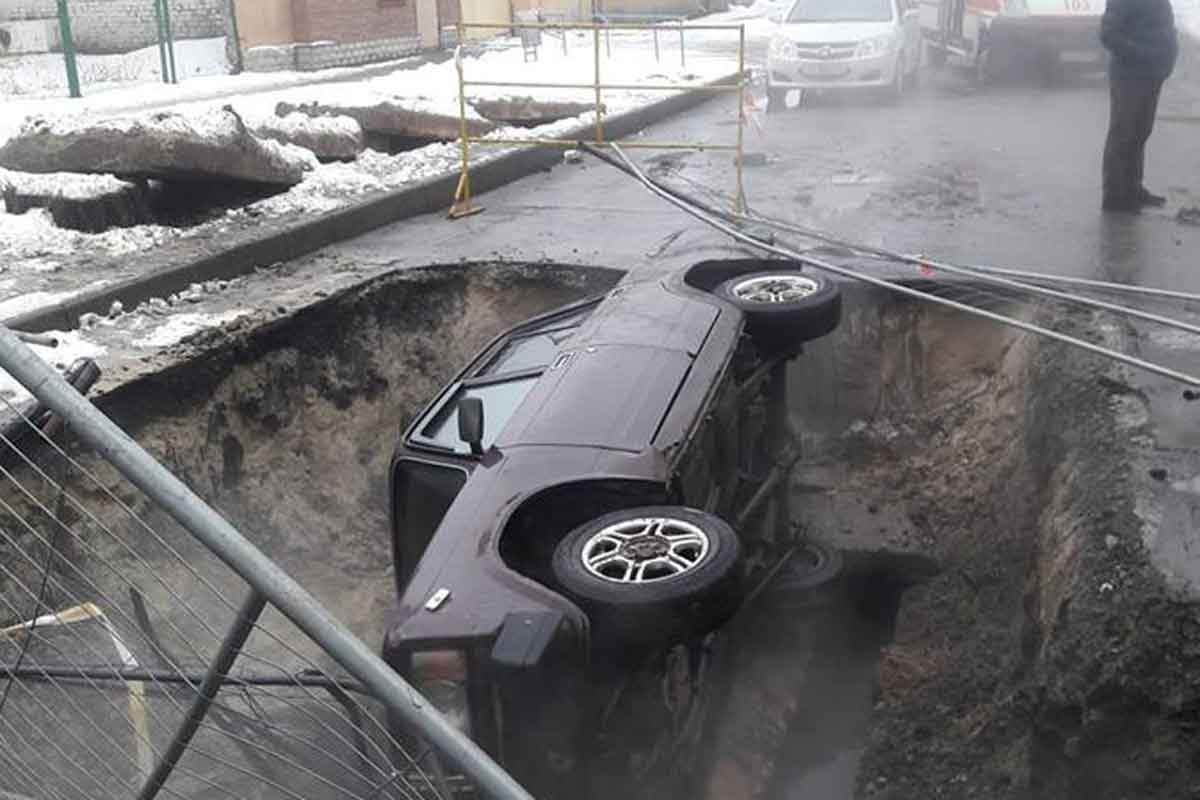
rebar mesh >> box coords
[0,389,451,800]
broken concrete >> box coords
[470,96,597,127]
[0,167,152,232]
[276,98,494,142]
[250,113,366,163]
[0,108,317,186]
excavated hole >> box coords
[0,273,1138,799]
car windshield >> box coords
[787,0,894,23]
[419,376,539,454]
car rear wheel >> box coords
[716,269,842,346]
[552,506,742,647]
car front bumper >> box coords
[767,51,898,90]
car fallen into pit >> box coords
[381,259,845,798]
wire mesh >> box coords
[0,388,451,800]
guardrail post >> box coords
[735,23,746,212]
[679,19,685,68]
[134,591,267,800]
[55,0,81,98]
[593,25,603,142]
[653,26,659,62]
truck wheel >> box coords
[552,507,743,647]
[716,269,842,346]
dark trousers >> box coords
[1102,74,1164,205]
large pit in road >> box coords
[1,267,1196,800]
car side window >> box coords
[419,377,540,454]
[392,460,467,586]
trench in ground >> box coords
[0,265,1145,799]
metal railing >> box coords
[449,20,748,218]
[0,327,534,800]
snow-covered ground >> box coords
[0,25,741,303]
[0,37,231,98]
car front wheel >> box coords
[551,506,743,648]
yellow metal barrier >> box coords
[450,20,748,219]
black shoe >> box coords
[1103,196,1142,214]
[1139,187,1167,207]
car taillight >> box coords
[411,650,472,736]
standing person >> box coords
[1100,0,1178,213]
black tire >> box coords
[767,86,789,113]
[551,506,743,647]
[716,269,842,345]
[770,540,843,593]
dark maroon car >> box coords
[382,259,843,797]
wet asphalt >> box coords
[331,46,1200,598]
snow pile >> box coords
[250,112,365,162]
[0,166,132,201]
[1,207,177,260]
[0,37,231,99]
[0,108,318,184]
[134,310,249,349]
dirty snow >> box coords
[2,206,178,259]
[0,166,132,200]
[0,329,107,405]
[133,310,248,348]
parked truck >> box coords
[919,0,1107,82]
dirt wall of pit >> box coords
[0,263,620,670]
[777,284,1200,799]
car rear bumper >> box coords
[767,52,897,89]
[988,14,1104,61]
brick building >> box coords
[234,0,430,72]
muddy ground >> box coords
[780,286,1200,799]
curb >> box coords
[10,74,738,334]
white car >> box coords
[766,0,923,109]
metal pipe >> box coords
[135,591,267,800]
[0,663,370,695]
[160,0,178,83]
[593,27,603,143]
[740,211,1200,340]
[456,20,743,30]
[0,326,536,800]
[928,261,1200,304]
[907,255,1200,340]
[601,143,1200,387]
[13,331,58,347]
[468,136,738,150]
[55,0,81,98]
[735,25,745,212]
[462,79,740,91]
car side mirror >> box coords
[458,396,485,455]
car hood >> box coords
[774,20,895,43]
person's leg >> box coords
[1135,79,1166,203]
[1103,76,1141,210]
